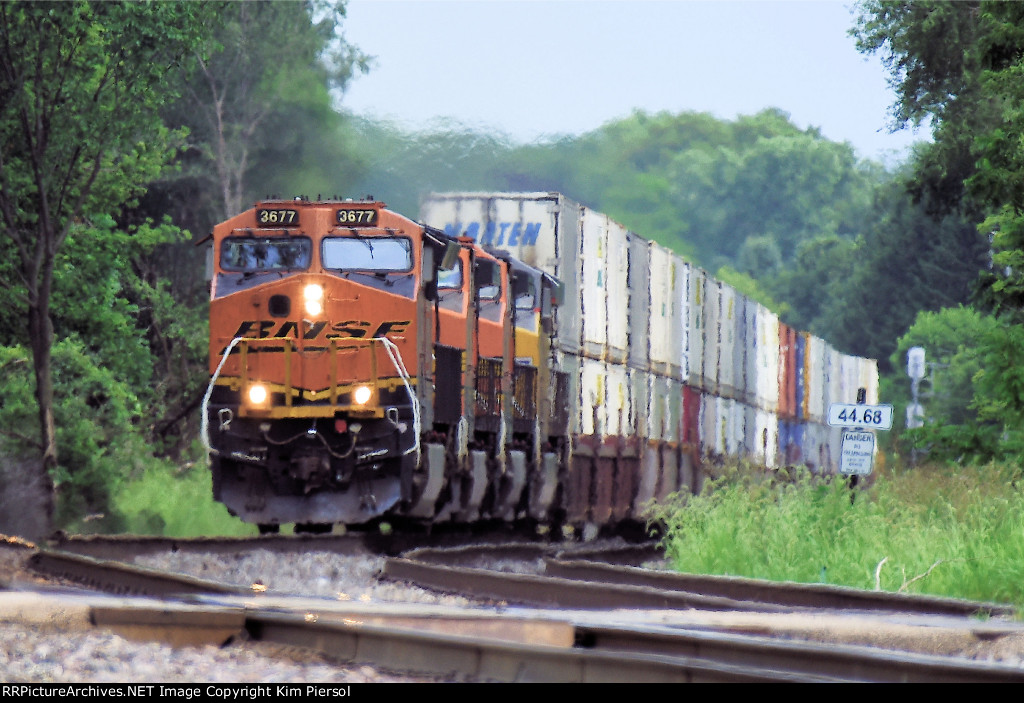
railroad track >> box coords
[5,535,1024,682]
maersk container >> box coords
[687,267,707,389]
[648,244,673,375]
[420,192,583,355]
[671,255,690,383]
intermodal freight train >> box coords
[203,192,878,533]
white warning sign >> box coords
[840,430,875,476]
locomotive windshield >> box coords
[322,236,412,272]
[221,237,312,272]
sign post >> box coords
[828,392,892,477]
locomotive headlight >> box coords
[248,383,268,405]
[304,283,324,316]
[353,385,373,405]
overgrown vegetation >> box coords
[647,461,1024,609]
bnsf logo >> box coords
[230,320,411,340]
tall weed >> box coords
[647,462,1024,608]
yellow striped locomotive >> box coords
[203,197,562,532]
[204,192,879,533]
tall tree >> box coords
[0,1,205,526]
[173,0,370,220]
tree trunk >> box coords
[26,262,57,532]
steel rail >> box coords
[28,549,253,597]
[242,611,838,683]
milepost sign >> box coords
[827,398,892,476]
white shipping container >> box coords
[606,220,630,362]
[743,298,759,406]
[702,278,721,394]
[627,234,651,370]
[647,374,665,441]
[725,398,745,456]
[698,391,713,455]
[419,192,583,354]
[672,255,689,383]
[755,408,779,468]
[687,268,707,389]
[605,362,630,437]
[718,284,737,399]
[807,335,826,423]
[757,306,780,413]
[648,244,672,373]
[825,345,842,413]
[665,378,682,444]
[579,356,605,437]
[862,358,880,404]
[581,210,609,357]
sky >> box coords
[337,0,929,165]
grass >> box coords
[646,460,1024,610]
[110,459,256,538]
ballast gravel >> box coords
[0,546,465,683]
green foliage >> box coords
[890,306,1001,460]
[112,458,255,537]
[649,462,1024,607]
[714,266,789,317]
[0,340,145,527]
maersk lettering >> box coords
[442,221,541,247]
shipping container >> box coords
[703,278,721,394]
[671,255,690,382]
[420,192,584,355]
[648,244,673,375]
[628,234,651,371]
[757,305,780,414]
[687,267,708,389]
[778,324,797,419]
[606,218,631,363]
[806,335,827,423]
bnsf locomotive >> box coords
[203,197,563,533]
[204,192,879,534]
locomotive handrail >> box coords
[203,334,420,461]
